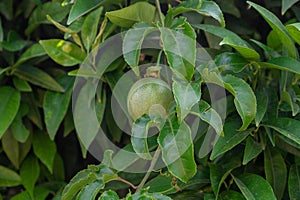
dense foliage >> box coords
[1,0,300,199]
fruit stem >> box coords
[155,0,164,26]
[135,147,162,193]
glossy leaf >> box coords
[161,22,196,81]
[32,131,57,173]
[214,52,249,73]
[242,137,263,165]
[0,86,20,138]
[286,23,300,45]
[43,75,74,140]
[20,156,40,199]
[173,80,201,122]
[289,164,300,200]
[106,2,156,28]
[210,119,252,160]
[81,6,103,51]
[76,180,104,200]
[131,115,153,160]
[247,1,298,58]
[233,173,276,200]
[209,163,232,196]
[14,43,46,67]
[40,39,86,66]
[255,87,268,126]
[195,24,260,60]
[264,118,300,146]
[0,165,21,187]
[14,65,65,92]
[158,117,196,182]
[264,147,287,199]
[99,190,120,200]
[219,190,246,200]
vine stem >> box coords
[155,0,164,26]
[135,147,162,193]
[116,177,138,189]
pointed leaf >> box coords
[2,130,20,169]
[32,131,57,173]
[214,52,249,73]
[264,147,287,199]
[289,164,300,200]
[14,65,65,92]
[0,165,21,187]
[158,117,196,182]
[40,39,86,66]
[11,105,30,143]
[255,87,268,126]
[209,163,232,196]
[286,23,300,45]
[233,173,276,200]
[282,0,299,14]
[258,56,300,75]
[0,86,20,138]
[14,43,46,67]
[76,180,104,200]
[242,137,263,165]
[43,76,74,140]
[13,77,32,92]
[247,1,298,58]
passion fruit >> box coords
[127,77,173,120]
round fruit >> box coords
[127,78,173,120]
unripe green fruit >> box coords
[127,78,173,120]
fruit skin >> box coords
[127,78,173,120]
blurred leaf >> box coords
[14,65,65,92]
[40,39,86,66]
[23,93,43,129]
[258,56,300,75]
[195,24,260,60]
[158,116,196,183]
[264,147,287,199]
[289,164,300,200]
[233,173,276,200]
[217,0,240,18]
[43,75,74,140]
[32,131,57,173]
[173,80,201,122]
[264,118,300,146]
[286,23,300,45]
[219,190,246,200]
[11,186,51,200]
[255,87,268,126]
[209,163,232,196]
[131,115,153,160]
[0,0,13,20]
[125,188,172,200]
[75,180,104,200]
[214,52,249,73]
[282,0,299,14]
[13,77,32,92]
[161,22,196,81]
[0,165,21,187]
[26,2,70,35]
[0,31,30,52]
[242,137,263,165]
[250,39,280,59]
[2,130,20,168]
[0,17,2,42]
[14,43,46,67]
[99,190,120,200]
[281,90,299,116]
[247,1,298,58]
[20,156,40,199]
[81,6,103,51]
[210,119,252,160]
[106,2,156,28]
[0,86,20,138]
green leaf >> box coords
[123,24,154,75]
[209,163,232,196]
[23,93,43,129]
[194,24,260,60]
[219,190,246,200]
[26,2,70,35]
[13,65,65,92]
[258,56,300,75]
[173,80,201,122]
[264,118,300,146]
[11,186,51,200]
[289,164,300,200]
[81,6,103,51]
[210,119,252,160]
[99,190,120,200]
[14,43,46,67]
[126,188,172,200]
[255,87,268,126]
[242,137,263,165]
[131,115,153,160]
[43,75,74,140]
[233,173,276,200]
[67,0,122,25]
[158,117,197,183]
[76,180,104,200]
[282,0,299,14]
[250,39,280,59]
[0,86,20,138]
[286,23,300,45]
[20,156,40,199]
[39,39,86,66]
[11,104,30,143]
[0,31,29,52]
[161,22,196,81]
[13,77,32,92]
[106,2,156,28]
[0,165,21,187]
[32,131,57,173]
[2,130,20,168]
[214,52,249,73]
[264,147,287,199]
[247,1,298,58]
[281,90,299,116]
